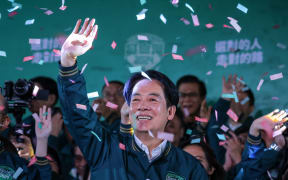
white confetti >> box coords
[160,14,167,24]
[270,73,283,80]
[13,167,23,179]
[92,103,99,112]
[141,71,152,81]
[80,63,88,74]
[185,3,194,13]
[257,79,264,91]
[137,35,148,41]
[29,38,41,44]
[0,51,7,57]
[7,5,20,13]
[172,44,178,54]
[87,91,99,99]
[25,19,35,25]
[236,3,248,14]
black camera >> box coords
[1,79,49,143]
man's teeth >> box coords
[137,116,152,120]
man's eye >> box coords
[132,98,139,102]
[150,98,158,102]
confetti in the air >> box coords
[59,6,67,11]
[76,104,87,110]
[226,109,238,122]
[32,85,39,97]
[12,167,23,179]
[205,23,214,28]
[172,54,184,60]
[23,56,34,62]
[141,71,152,81]
[276,43,286,49]
[206,71,212,75]
[87,91,99,99]
[157,131,174,142]
[129,66,142,73]
[44,10,54,15]
[195,116,208,123]
[172,45,178,54]
[92,103,99,112]
[160,14,167,24]
[80,63,88,74]
[106,101,118,109]
[111,41,117,49]
[136,9,148,20]
[236,3,248,14]
[191,14,200,26]
[25,19,35,25]
[270,73,283,80]
[180,18,190,25]
[140,0,146,5]
[220,125,229,132]
[119,143,126,150]
[185,3,195,13]
[216,133,226,141]
[104,76,110,87]
[257,79,264,91]
[8,6,20,13]
[0,51,7,57]
[215,110,218,121]
[240,97,250,105]
[191,138,201,144]
[137,35,148,41]
[53,49,61,56]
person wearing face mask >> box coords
[57,18,208,179]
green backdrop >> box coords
[0,0,287,119]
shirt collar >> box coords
[134,134,167,162]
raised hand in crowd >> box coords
[223,131,242,167]
[250,109,287,146]
[33,105,52,157]
[120,102,130,125]
[61,18,98,67]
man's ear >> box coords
[207,166,215,175]
[47,94,56,106]
[167,105,176,121]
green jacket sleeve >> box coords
[57,62,112,169]
[206,98,231,165]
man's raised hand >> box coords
[61,18,98,67]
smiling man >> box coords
[57,18,208,179]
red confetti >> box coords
[8,11,18,17]
[226,109,238,122]
[119,143,126,150]
[195,116,208,123]
[273,24,280,29]
[0,105,5,111]
[53,49,61,56]
[23,56,34,62]
[223,24,233,29]
[219,141,226,146]
[104,76,109,87]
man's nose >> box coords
[137,101,150,111]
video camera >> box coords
[1,79,49,142]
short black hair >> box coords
[176,75,207,98]
[30,76,58,106]
[101,80,124,93]
[123,70,179,107]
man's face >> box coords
[29,83,53,113]
[102,83,125,114]
[178,82,202,117]
[74,146,87,177]
[129,79,175,132]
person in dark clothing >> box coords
[57,18,208,179]
[176,75,212,135]
[92,80,125,134]
[181,140,226,180]
[0,99,52,179]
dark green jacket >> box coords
[233,134,280,180]
[57,62,208,180]
[0,151,51,180]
